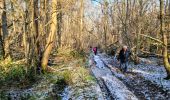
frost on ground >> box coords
[1,58,103,100]
[127,57,170,92]
[94,55,105,68]
[61,84,104,100]
[131,63,170,91]
[102,75,138,100]
[4,76,59,100]
[100,53,170,99]
[91,55,138,100]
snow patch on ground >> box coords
[102,75,138,100]
[61,84,104,100]
[92,54,138,100]
[97,54,170,99]
[101,53,170,92]
[131,64,170,91]
[94,55,105,68]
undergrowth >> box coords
[0,47,95,99]
[55,47,96,86]
[0,58,40,89]
[57,47,86,59]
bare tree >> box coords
[41,0,58,71]
[160,0,170,79]
[57,0,62,47]
[1,0,11,59]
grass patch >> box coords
[0,47,95,99]
[54,47,95,86]
[55,61,96,87]
[56,47,86,60]
[0,58,41,89]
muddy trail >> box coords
[90,55,138,100]
[2,52,170,100]
[90,53,170,100]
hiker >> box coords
[117,46,131,73]
[93,47,97,55]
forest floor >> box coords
[1,49,170,100]
[0,49,101,100]
[90,53,170,100]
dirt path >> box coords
[90,55,138,100]
[100,54,170,100]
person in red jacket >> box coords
[93,47,97,55]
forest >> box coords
[0,0,170,99]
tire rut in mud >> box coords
[91,55,138,100]
[90,69,114,100]
[118,73,169,100]
[98,78,114,100]
[101,56,170,100]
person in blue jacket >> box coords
[118,46,131,73]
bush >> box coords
[70,49,86,58]
[57,47,86,59]
[6,65,26,81]
[0,59,38,87]
[62,70,73,85]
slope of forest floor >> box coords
[1,49,170,100]
[0,48,101,100]
[99,53,170,99]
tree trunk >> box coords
[41,0,57,71]
[57,0,62,47]
[79,0,84,50]
[0,25,4,59]
[1,0,10,59]
[103,0,108,51]
[135,0,143,64]
[10,0,16,35]
[45,0,50,38]
[33,0,40,65]
[23,1,30,65]
[160,0,170,79]
[124,0,131,47]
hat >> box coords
[123,45,128,49]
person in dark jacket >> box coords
[118,46,131,73]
